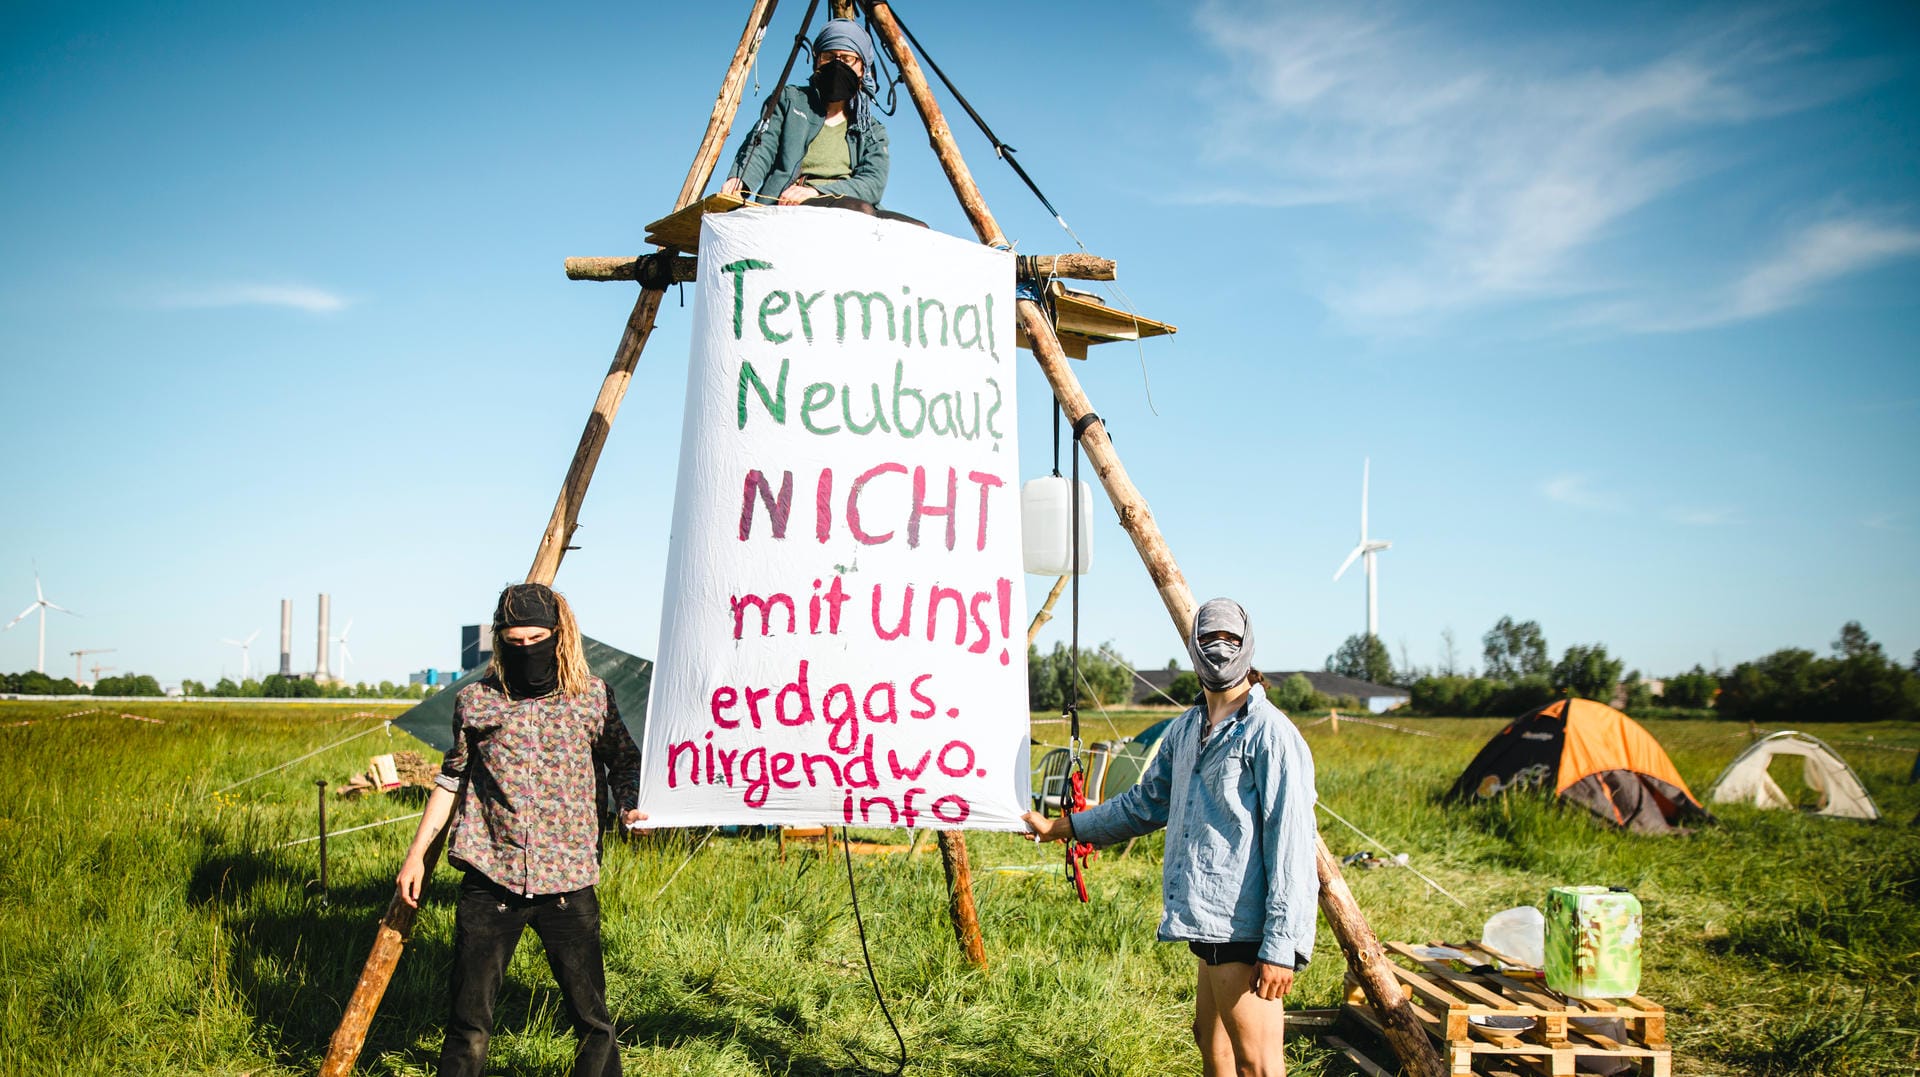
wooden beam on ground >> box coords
[317,4,782,1074]
[563,251,1115,283]
[861,4,1446,1076]
[937,830,988,967]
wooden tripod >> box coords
[320,3,1444,1075]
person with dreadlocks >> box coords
[720,17,892,210]
[394,583,644,1077]
[1023,599,1319,1077]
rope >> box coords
[1325,713,1444,738]
[1315,801,1470,910]
[272,811,423,849]
[870,0,1073,234]
[215,720,391,795]
[653,827,715,898]
[1097,645,1187,708]
[840,827,908,1074]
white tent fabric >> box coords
[1709,731,1880,821]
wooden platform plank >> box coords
[642,191,748,249]
[1015,282,1175,359]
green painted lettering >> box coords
[835,290,895,342]
[795,289,826,343]
[737,358,789,429]
[800,382,840,435]
[723,259,774,340]
[759,291,793,344]
[916,298,948,349]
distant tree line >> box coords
[3,671,441,700]
[1379,617,1918,723]
[1027,642,1134,711]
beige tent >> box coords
[1709,731,1880,821]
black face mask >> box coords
[811,59,860,103]
[499,636,560,699]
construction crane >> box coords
[69,648,115,684]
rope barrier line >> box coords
[653,827,716,898]
[273,811,424,849]
[1099,645,1186,708]
[1315,801,1470,911]
[215,720,392,795]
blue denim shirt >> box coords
[1070,691,1320,968]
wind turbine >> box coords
[333,619,355,685]
[221,630,261,682]
[1331,458,1392,639]
[5,568,79,673]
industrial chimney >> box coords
[279,599,293,676]
[316,593,331,681]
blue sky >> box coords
[2,1,1916,687]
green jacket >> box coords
[728,84,890,206]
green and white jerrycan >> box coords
[1544,885,1642,998]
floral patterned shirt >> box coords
[434,676,642,896]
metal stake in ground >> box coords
[316,778,329,903]
[317,3,783,1073]
[859,3,1445,1074]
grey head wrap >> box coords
[1187,598,1255,692]
[813,18,878,128]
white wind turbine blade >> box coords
[221,638,245,648]
[1332,544,1365,581]
[244,629,261,646]
[34,572,44,603]
[5,604,37,630]
[339,618,353,643]
[44,602,77,616]
[1360,457,1370,541]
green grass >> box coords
[0,700,1915,1075]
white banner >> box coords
[636,207,1029,830]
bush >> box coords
[1661,665,1718,709]
[1166,672,1201,704]
[1408,674,1554,717]
[1268,673,1315,714]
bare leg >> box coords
[1193,958,1239,1076]
[1199,961,1285,1077]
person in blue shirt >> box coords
[719,18,891,209]
[1024,598,1319,1077]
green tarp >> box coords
[391,635,652,754]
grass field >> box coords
[1,699,1915,1076]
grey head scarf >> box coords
[1187,598,1255,692]
[812,18,879,129]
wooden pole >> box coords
[527,0,780,585]
[1026,576,1069,645]
[936,830,987,967]
[861,5,1444,1074]
[562,251,1115,283]
[318,5,781,1074]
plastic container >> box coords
[1545,886,1643,998]
[1480,905,1546,969]
[1021,476,1094,576]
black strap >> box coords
[862,0,1070,223]
[730,0,821,191]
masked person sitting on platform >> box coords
[1024,599,1319,1077]
[720,17,892,211]
[395,583,644,1077]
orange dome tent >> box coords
[1448,698,1707,833]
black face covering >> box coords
[811,59,861,103]
[499,635,559,699]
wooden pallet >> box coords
[1341,941,1670,1077]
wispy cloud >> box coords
[1542,474,1622,511]
[154,284,350,313]
[1185,2,1876,330]
[1609,212,1920,331]
[1668,506,1739,526]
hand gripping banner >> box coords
[636,207,1030,830]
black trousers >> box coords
[438,872,621,1077]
